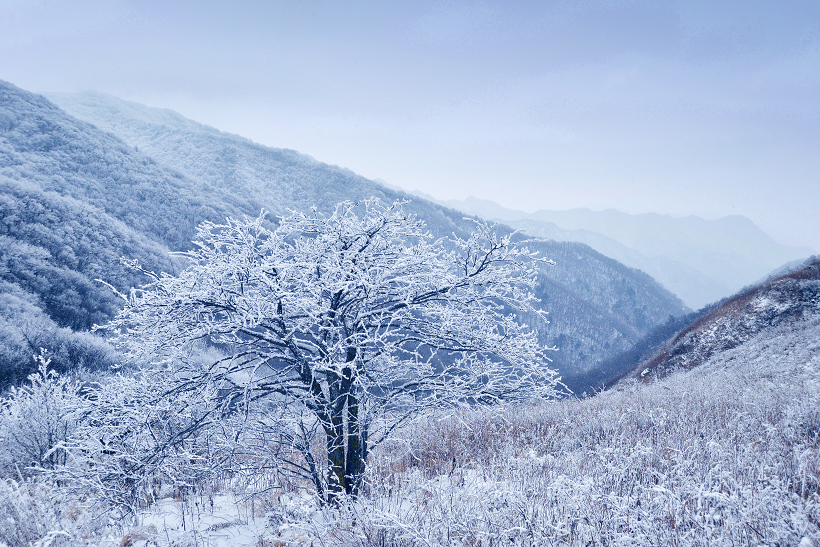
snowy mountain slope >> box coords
[440,195,811,309]
[618,256,820,383]
[48,90,467,236]
[0,80,688,385]
[0,174,179,384]
[44,89,688,376]
[0,82,241,252]
[0,176,175,327]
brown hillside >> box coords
[623,257,820,382]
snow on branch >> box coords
[94,198,563,504]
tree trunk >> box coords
[345,391,366,497]
[326,420,346,503]
[324,408,366,503]
[326,370,346,503]
[324,351,368,504]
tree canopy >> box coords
[107,199,563,503]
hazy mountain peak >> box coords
[47,90,223,136]
[442,195,811,309]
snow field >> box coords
[1,316,818,545]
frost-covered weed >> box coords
[0,478,112,547]
[0,355,114,546]
[0,478,69,547]
[3,320,819,546]
[341,318,820,546]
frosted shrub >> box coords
[0,477,115,547]
[0,356,111,547]
[0,478,72,547]
[0,352,82,478]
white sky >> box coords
[1,0,818,251]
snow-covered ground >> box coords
[2,314,819,546]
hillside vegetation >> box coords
[1,267,817,546]
[621,256,820,383]
[0,174,186,384]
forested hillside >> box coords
[48,91,502,241]
[0,175,180,384]
[0,84,237,251]
[1,80,687,386]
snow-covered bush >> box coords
[0,478,75,547]
[0,352,82,478]
[0,354,116,547]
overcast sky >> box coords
[1,0,818,250]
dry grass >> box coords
[3,318,819,546]
[341,325,820,546]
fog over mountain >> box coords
[0,81,687,387]
[435,195,811,309]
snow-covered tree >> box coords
[106,199,562,503]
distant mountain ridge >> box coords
[0,80,686,386]
[434,195,811,309]
[46,92,404,222]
